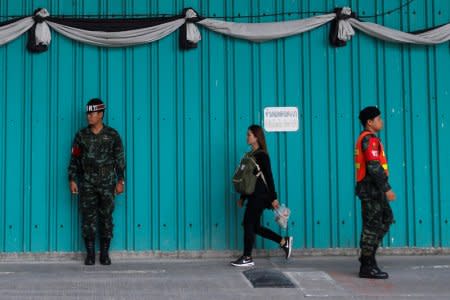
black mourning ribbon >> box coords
[179,8,204,50]
[329,7,356,47]
[27,8,49,53]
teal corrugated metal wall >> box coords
[0,0,449,253]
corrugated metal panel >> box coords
[0,0,449,253]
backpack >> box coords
[232,150,267,195]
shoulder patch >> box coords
[71,146,81,157]
[365,137,381,160]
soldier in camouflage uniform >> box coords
[355,106,396,279]
[68,98,125,265]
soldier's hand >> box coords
[272,199,280,210]
[237,198,244,208]
[386,190,396,201]
[115,182,124,195]
[70,181,78,194]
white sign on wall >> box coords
[264,107,299,132]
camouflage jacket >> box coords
[68,125,125,184]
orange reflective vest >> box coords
[355,131,389,182]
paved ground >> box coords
[0,255,449,299]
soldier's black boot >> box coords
[358,253,382,271]
[372,247,389,278]
[84,239,95,266]
[359,255,388,279]
[100,239,111,265]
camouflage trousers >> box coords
[79,182,116,240]
[357,183,394,257]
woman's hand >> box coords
[272,199,280,210]
[69,181,78,194]
[237,198,244,208]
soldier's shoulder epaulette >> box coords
[361,133,379,152]
[78,127,90,136]
[103,126,119,135]
[361,132,377,142]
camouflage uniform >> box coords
[68,125,125,240]
[356,133,393,258]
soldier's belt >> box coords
[83,165,115,176]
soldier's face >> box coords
[86,111,103,125]
[368,116,384,131]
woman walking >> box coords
[231,125,293,267]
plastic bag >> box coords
[274,204,291,229]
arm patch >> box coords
[364,137,380,161]
[71,146,81,157]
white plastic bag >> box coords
[274,204,291,229]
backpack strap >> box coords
[258,169,268,190]
[247,150,269,190]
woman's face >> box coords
[247,130,258,145]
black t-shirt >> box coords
[241,149,278,205]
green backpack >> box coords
[232,150,267,195]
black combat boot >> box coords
[371,245,380,270]
[99,239,112,265]
[84,238,95,265]
[372,246,389,277]
[358,253,379,269]
[359,255,388,279]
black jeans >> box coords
[243,198,282,257]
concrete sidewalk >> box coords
[0,255,449,299]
